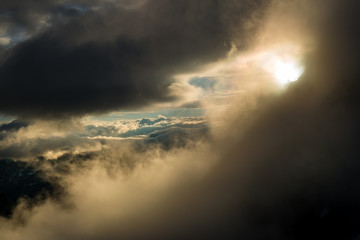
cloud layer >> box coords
[0,0,266,119]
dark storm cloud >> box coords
[0,0,267,119]
[0,0,94,38]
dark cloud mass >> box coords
[0,0,266,119]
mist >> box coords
[0,0,360,239]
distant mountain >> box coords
[0,159,52,217]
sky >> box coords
[0,0,360,239]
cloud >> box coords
[0,115,210,219]
[0,0,267,119]
[0,116,208,161]
[1,0,360,240]
[0,0,141,39]
[195,1,360,238]
[0,38,10,46]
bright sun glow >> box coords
[273,59,304,86]
[261,47,305,87]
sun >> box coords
[273,59,304,86]
[260,47,305,87]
